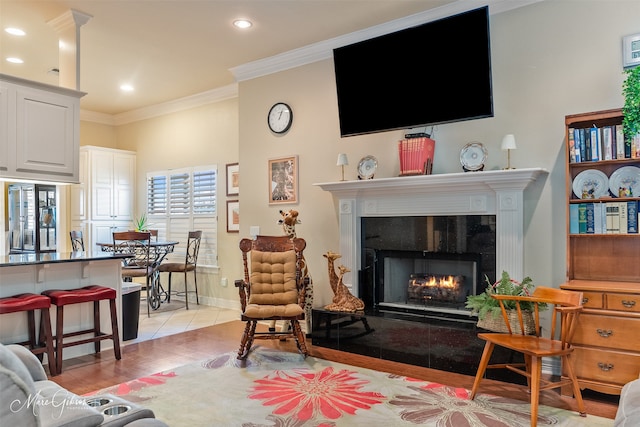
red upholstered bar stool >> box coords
[42,286,121,374]
[0,293,57,376]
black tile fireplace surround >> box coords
[310,215,518,380]
[311,308,524,385]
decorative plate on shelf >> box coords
[357,155,378,180]
[572,169,609,199]
[609,165,640,197]
[459,142,487,172]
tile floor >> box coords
[124,302,239,345]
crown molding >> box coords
[81,83,238,125]
[230,0,542,82]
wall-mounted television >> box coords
[333,6,493,137]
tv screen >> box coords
[333,7,493,137]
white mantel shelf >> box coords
[314,168,547,196]
[314,167,549,292]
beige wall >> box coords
[78,0,640,309]
[81,121,118,149]
[92,98,240,307]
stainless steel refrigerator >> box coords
[8,183,57,253]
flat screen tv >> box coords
[333,6,493,137]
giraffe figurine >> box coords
[324,264,365,312]
[323,251,341,294]
[269,210,313,334]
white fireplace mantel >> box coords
[314,168,548,292]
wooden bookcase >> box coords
[561,108,640,396]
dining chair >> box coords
[469,286,586,427]
[112,231,155,317]
[235,235,309,360]
[158,230,202,309]
[69,230,85,251]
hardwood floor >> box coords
[51,320,619,420]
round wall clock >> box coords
[267,102,293,134]
[460,142,487,172]
[357,155,378,180]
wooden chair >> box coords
[235,235,309,360]
[469,286,586,427]
[113,231,155,316]
[69,230,84,251]
[158,230,202,309]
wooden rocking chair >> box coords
[235,235,309,360]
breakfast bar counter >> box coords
[0,251,130,361]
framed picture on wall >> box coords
[226,200,239,232]
[268,155,298,205]
[226,163,239,196]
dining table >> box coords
[96,240,179,310]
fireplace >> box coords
[312,169,547,375]
[315,168,547,303]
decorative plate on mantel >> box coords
[357,155,377,180]
[460,142,487,172]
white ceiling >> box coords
[0,1,531,118]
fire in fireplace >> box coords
[407,274,466,304]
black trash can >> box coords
[121,283,141,341]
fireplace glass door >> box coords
[360,215,496,314]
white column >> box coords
[338,198,357,289]
[48,9,92,91]
[495,189,524,279]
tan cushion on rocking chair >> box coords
[245,250,301,317]
[244,303,303,318]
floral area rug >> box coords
[87,347,612,427]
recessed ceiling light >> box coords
[233,19,252,29]
[6,57,24,64]
[120,84,134,92]
[5,27,26,36]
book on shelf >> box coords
[602,126,613,160]
[578,203,587,234]
[583,128,592,161]
[628,201,638,233]
[569,204,579,234]
[619,201,628,234]
[615,125,626,159]
[593,202,604,234]
[576,128,586,162]
[589,126,600,161]
[568,128,577,163]
[625,133,632,158]
[585,203,595,234]
[398,136,435,176]
[605,202,621,234]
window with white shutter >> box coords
[147,165,217,267]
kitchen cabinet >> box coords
[8,183,58,253]
[71,146,136,251]
[0,73,85,183]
